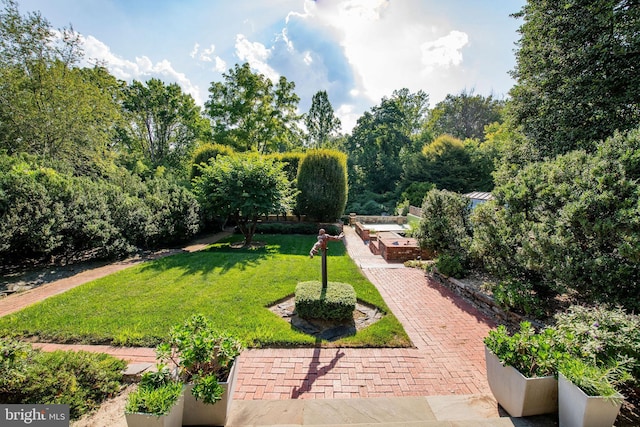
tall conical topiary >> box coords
[296,149,347,222]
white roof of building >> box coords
[463,191,493,201]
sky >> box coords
[17,0,526,133]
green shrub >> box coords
[415,189,472,263]
[435,254,466,278]
[554,305,640,378]
[472,129,640,311]
[156,314,243,405]
[0,339,126,420]
[125,366,183,416]
[190,143,234,180]
[490,279,545,318]
[484,322,569,378]
[295,281,356,321]
[254,222,340,235]
[559,357,630,402]
[296,149,348,222]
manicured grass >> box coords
[0,234,411,348]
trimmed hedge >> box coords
[295,281,356,320]
[253,222,341,235]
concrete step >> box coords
[226,395,558,426]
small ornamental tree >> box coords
[415,189,472,256]
[296,149,347,222]
[193,153,294,246]
[415,189,472,276]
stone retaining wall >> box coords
[430,271,544,330]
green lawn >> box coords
[0,234,411,348]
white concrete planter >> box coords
[182,361,238,426]
[558,373,622,427]
[485,346,558,417]
[125,392,184,427]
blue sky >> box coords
[18,0,526,132]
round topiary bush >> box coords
[295,281,356,321]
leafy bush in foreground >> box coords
[0,339,126,420]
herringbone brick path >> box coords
[233,227,495,399]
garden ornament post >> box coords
[310,229,344,288]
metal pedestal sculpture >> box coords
[309,228,344,288]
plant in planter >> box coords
[125,365,184,427]
[558,357,631,427]
[483,322,568,417]
[156,314,243,427]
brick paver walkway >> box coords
[5,226,496,401]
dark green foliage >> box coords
[346,89,429,195]
[190,143,234,180]
[398,182,435,209]
[415,189,472,258]
[0,338,126,420]
[0,155,200,265]
[295,281,356,321]
[254,222,340,235]
[427,90,504,141]
[490,279,545,318]
[471,128,640,310]
[403,134,495,193]
[509,0,640,157]
[345,190,398,216]
[296,149,348,222]
[435,254,466,279]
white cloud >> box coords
[235,34,279,81]
[335,103,359,134]
[190,43,199,59]
[81,34,204,105]
[214,57,227,73]
[420,31,468,72]
[293,0,470,104]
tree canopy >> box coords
[509,0,640,158]
[192,154,294,246]
[120,78,209,174]
[427,90,504,141]
[304,90,341,149]
[205,63,302,154]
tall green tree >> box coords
[346,89,429,195]
[427,90,504,141]
[304,90,341,148]
[0,0,121,170]
[205,63,302,154]
[192,154,294,246]
[120,78,209,174]
[509,0,640,158]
